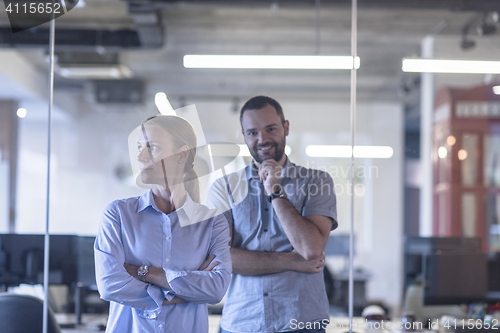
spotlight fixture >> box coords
[477,12,497,36]
[460,15,480,51]
[492,12,499,23]
[461,38,476,50]
[477,23,497,36]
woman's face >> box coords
[136,124,185,187]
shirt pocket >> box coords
[231,199,258,232]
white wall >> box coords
[15,105,157,235]
[0,158,7,233]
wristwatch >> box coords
[267,185,287,202]
[137,265,149,282]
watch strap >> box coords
[267,186,287,202]
[137,265,149,282]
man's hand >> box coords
[286,250,325,274]
[258,159,283,195]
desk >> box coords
[58,315,498,333]
[332,274,368,316]
[56,314,223,333]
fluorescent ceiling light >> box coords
[208,144,291,157]
[56,64,132,79]
[493,86,500,95]
[184,55,360,70]
[306,145,394,158]
[402,58,500,74]
[155,92,176,115]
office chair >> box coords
[0,294,62,333]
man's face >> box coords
[241,104,289,164]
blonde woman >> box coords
[95,115,231,332]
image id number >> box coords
[6,2,62,14]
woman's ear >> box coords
[179,145,190,160]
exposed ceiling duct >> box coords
[125,0,500,12]
[0,3,164,50]
[93,79,145,104]
[128,5,164,49]
[0,27,143,50]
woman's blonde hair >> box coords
[143,115,200,203]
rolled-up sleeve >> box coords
[94,202,164,312]
[162,213,232,304]
[302,171,338,230]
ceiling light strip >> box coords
[184,55,360,70]
[306,145,393,158]
[403,58,500,74]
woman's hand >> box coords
[162,296,187,305]
[123,264,171,289]
[198,254,221,271]
[123,263,140,279]
[123,254,220,305]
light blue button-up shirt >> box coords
[208,158,337,333]
[95,190,231,333]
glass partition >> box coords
[2,0,500,331]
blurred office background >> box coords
[0,0,500,327]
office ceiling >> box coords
[1,0,500,105]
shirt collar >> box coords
[137,190,153,213]
[136,189,196,221]
[246,156,294,181]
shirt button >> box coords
[263,292,269,296]
[159,324,164,328]
[165,258,169,262]
[263,229,268,232]
[166,236,171,240]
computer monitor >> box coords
[404,236,482,288]
[423,252,487,306]
[324,234,352,256]
[75,236,97,287]
[0,234,78,286]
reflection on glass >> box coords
[461,193,476,237]
[484,134,500,186]
[438,146,447,158]
[438,193,448,235]
[437,140,449,185]
[486,193,500,252]
[458,149,468,160]
[460,134,477,186]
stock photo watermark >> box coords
[4,0,79,32]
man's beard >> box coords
[250,139,286,164]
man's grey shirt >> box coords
[207,158,338,333]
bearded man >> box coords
[208,96,338,333]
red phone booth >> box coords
[433,84,500,252]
